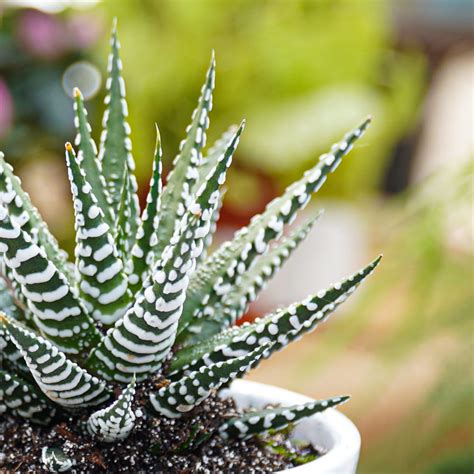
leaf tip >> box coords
[368,254,383,272]
[73,87,82,99]
[360,115,373,132]
[154,123,161,141]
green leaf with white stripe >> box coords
[98,21,140,238]
[114,168,132,261]
[183,213,321,344]
[197,189,224,265]
[149,343,270,418]
[88,376,136,442]
[171,256,381,375]
[192,127,237,265]
[115,169,141,259]
[0,368,54,424]
[65,143,132,326]
[72,88,113,225]
[0,261,28,320]
[224,214,321,321]
[153,53,215,260]
[219,395,349,440]
[0,316,31,379]
[0,276,24,322]
[191,127,239,265]
[195,124,238,192]
[85,124,244,383]
[178,118,371,337]
[0,206,100,355]
[85,212,207,383]
[2,314,111,408]
[0,153,75,285]
[0,296,30,380]
[41,447,75,473]
[127,126,163,294]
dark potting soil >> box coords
[0,378,320,473]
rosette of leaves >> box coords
[0,21,381,472]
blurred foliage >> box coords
[98,0,426,211]
[0,7,102,159]
[0,0,427,218]
[249,159,473,474]
[357,160,473,473]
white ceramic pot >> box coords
[226,380,361,473]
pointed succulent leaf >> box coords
[154,53,215,259]
[72,88,113,225]
[1,314,111,408]
[98,21,140,236]
[0,205,100,354]
[0,276,24,321]
[149,343,271,418]
[85,213,209,383]
[0,153,74,285]
[85,125,243,382]
[224,214,321,322]
[192,121,243,212]
[115,169,141,259]
[41,447,75,473]
[178,118,371,336]
[114,168,132,260]
[88,376,136,442]
[171,256,381,375]
[0,298,31,379]
[197,188,225,265]
[0,261,30,320]
[192,126,237,264]
[196,124,238,191]
[127,126,163,293]
[219,395,350,440]
[183,213,321,344]
[0,318,30,378]
[0,368,54,424]
[66,143,132,326]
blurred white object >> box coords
[412,51,474,182]
[62,61,102,100]
[3,0,100,13]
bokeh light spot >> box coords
[62,61,101,100]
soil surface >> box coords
[0,378,320,473]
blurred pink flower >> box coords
[0,79,13,139]
[16,9,68,59]
[67,13,103,50]
[16,10,102,60]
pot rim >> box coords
[227,379,361,473]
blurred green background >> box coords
[0,0,472,473]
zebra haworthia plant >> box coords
[0,22,380,472]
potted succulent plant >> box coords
[0,22,380,472]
